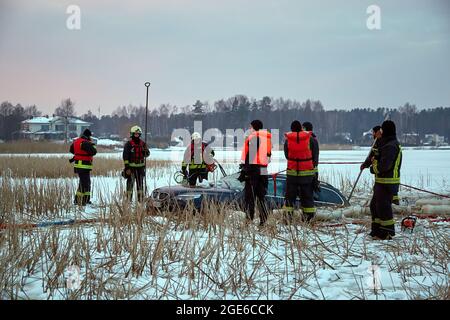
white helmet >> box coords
[191,132,201,141]
[130,125,142,135]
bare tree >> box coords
[54,98,75,117]
[24,105,42,117]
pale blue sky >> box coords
[0,0,449,114]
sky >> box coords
[0,0,449,115]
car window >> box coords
[318,186,343,204]
[267,178,274,196]
[274,177,286,197]
[266,175,285,197]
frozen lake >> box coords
[147,147,450,191]
[2,147,449,192]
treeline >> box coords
[1,97,449,145]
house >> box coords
[423,134,446,146]
[400,133,420,146]
[20,116,92,140]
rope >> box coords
[400,183,450,199]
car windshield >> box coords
[214,173,244,191]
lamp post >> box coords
[144,82,150,197]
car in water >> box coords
[148,172,349,212]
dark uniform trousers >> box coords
[244,174,269,225]
[187,168,208,187]
[370,183,398,237]
[285,175,316,221]
[126,167,145,202]
[75,168,91,205]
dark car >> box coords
[148,172,349,212]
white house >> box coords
[424,134,446,146]
[20,116,92,140]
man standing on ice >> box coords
[369,120,402,240]
[362,125,400,205]
[283,120,318,223]
[123,125,150,202]
[69,128,97,206]
[238,120,272,226]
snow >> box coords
[95,139,124,147]
[1,149,449,300]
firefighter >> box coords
[238,120,272,226]
[283,120,318,223]
[361,126,400,205]
[181,132,215,187]
[361,125,382,169]
[302,121,320,193]
[123,125,150,202]
[369,120,402,240]
[69,128,97,206]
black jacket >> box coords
[370,135,402,180]
[362,139,379,169]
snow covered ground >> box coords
[2,194,448,300]
[0,148,449,300]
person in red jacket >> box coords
[239,120,272,226]
[283,120,318,222]
[69,129,97,206]
[123,125,150,202]
[181,132,215,187]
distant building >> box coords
[20,116,91,140]
[400,133,420,146]
[423,134,446,146]
[335,132,352,144]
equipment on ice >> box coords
[401,215,417,232]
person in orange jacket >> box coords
[238,120,272,226]
[69,129,97,206]
[283,121,318,222]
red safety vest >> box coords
[73,137,93,162]
[241,130,272,166]
[129,139,145,164]
[285,131,313,171]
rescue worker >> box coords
[361,125,382,169]
[361,126,400,205]
[181,132,215,187]
[69,128,97,206]
[238,120,272,226]
[369,120,402,240]
[302,121,320,193]
[123,125,150,202]
[283,120,319,223]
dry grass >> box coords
[0,158,448,300]
[0,176,448,300]
[0,156,172,178]
[0,140,114,154]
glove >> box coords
[313,175,321,193]
[181,168,188,178]
[69,157,75,163]
[360,163,367,171]
[237,164,246,182]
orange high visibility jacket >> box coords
[241,130,272,166]
[285,131,314,171]
[73,137,93,162]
